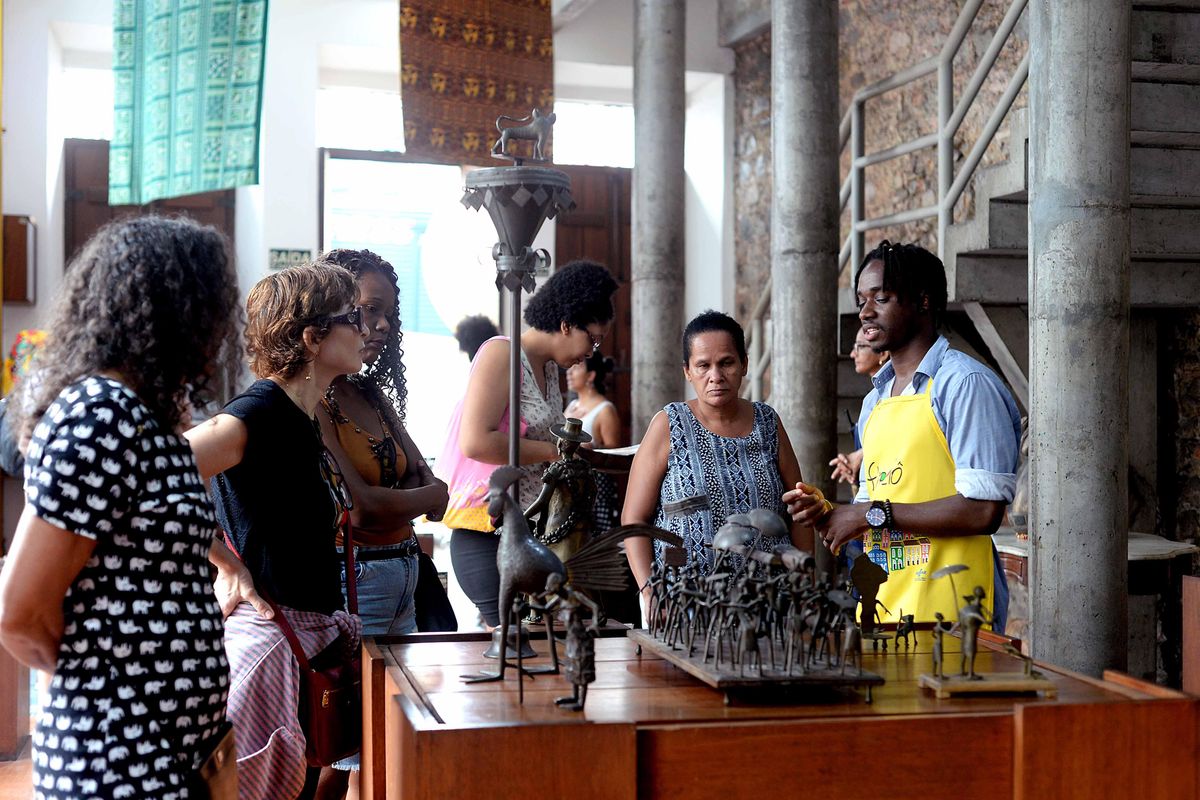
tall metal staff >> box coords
[461,112,573,487]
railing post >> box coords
[850,99,864,269]
[937,50,953,259]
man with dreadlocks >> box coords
[784,241,1020,631]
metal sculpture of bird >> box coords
[464,466,683,692]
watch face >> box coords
[865,505,886,528]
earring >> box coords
[305,361,315,381]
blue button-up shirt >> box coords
[854,335,1022,504]
[851,335,1021,631]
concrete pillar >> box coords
[771,0,840,569]
[631,0,686,438]
[1028,0,1131,675]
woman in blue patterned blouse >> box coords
[623,310,812,614]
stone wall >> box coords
[1171,311,1200,547]
[732,0,1028,320]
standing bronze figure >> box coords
[525,418,596,562]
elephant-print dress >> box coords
[23,376,228,800]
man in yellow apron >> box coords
[785,241,1021,630]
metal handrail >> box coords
[744,0,1028,402]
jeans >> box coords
[334,543,419,771]
[339,543,420,636]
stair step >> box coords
[1133,83,1200,132]
[954,250,1200,306]
[1133,9,1200,65]
[972,201,1200,253]
[1132,61,1200,84]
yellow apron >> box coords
[859,378,994,624]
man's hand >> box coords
[814,503,869,555]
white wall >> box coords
[1,0,109,348]
[2,0,735,360]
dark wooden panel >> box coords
[0,648,29,759]
[1015,698,1198,800]
[555,165,633,445]
[2,216,34,303]
[1184,575,1200,695]
[641,714,1012,800]
[63,138,235,266]
[360,641,387,800]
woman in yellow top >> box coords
[316,249,449,636]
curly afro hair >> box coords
[523,260,618,333]
[17,215,242,437]
[454,314,500,361]
[316,249,409,422]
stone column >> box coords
[1028,0,1131,674]
[631,0,686,438]
[772,0,840,569]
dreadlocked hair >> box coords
[315,248,408,422]
[853,240,948,329]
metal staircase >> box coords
[745,0,1200,444]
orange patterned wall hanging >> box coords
[399,0,554,165]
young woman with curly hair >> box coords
[438,259,618,628]
[0,216,241,800]
[186,261,368,800]
[311,249,449,793]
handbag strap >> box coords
[265,510,357,670]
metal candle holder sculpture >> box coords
[461,110,575,475]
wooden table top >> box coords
[380,630,1144,730]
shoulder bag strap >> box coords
[265,511,358,666]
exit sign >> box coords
[269,249,312,270]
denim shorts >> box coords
[334,540,420,770]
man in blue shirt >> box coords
[784,241,1021,630]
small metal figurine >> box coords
[525,418,597,562]
[958,585,993,680]
[539,573,600,712]
[492,109,557,162]
[930,611,956,679]
[894,610,916,649]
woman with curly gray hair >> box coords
[0,215,241,800]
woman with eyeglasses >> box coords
[829,327,891,488]
[186,262,368,800]
[438,259,618,629]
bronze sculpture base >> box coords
[918,671,1057,699]
[629,629,884,703]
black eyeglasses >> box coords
[582,328,603,353]
[326,307,367,331]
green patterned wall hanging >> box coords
[110,0,269,205]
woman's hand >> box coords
[209,537,272,620]
[424,476,450,520]
[0,509,96,672]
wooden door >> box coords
[553,165,633,445]
[63,139,236,265]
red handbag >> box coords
[267,513,362,767]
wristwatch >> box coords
[865,499,894,529]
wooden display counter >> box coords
[361,630,1199,800]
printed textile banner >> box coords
[110,0,269,205]
[399,0,554,166]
